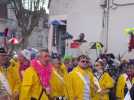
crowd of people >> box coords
[0,47,134,100]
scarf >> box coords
[31,59,52,89]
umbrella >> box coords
[124,28,134,36]
[9,37,19,45]
[50,20,66,25]
[90,42,104,49]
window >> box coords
[0,4,7,18]
[36,34,43,47]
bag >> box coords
[109,88,116,100]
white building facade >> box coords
[49,0,134,57]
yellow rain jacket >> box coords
[132,77,134,85]
[64,66,95,100]
[50,67,66,97]
[19,66,48,100]
[61,64,68,74]
[94,72,114,100]
[0,59,21,94]
[116,74,128,100]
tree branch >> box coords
[8,0,48,48]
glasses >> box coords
[80,60,89,63]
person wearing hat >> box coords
[3,49,33,100]
[49,56,67,100]
[0,47,22,100]
[0,47,12,100]
[93,59,114,100]
[18,49,32,79]
[61,55,73,74]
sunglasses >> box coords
[81,60,89,63]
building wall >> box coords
[28,28,48,49]
[49,0,134,57]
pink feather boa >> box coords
[31,59,52,89]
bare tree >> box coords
[8,0,49,48]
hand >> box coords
[13,91,19,100]
[8,95,14,100]
[94,84,99,92]
[99,89,110,95]
[74,96,78,100]
[46,87,51,95]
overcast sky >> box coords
[22,0,49,13]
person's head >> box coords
[78,55,90,69]
[126,63,134,74]
[79,33,85,40]
[18,49,31,64]
[72,57,78,67]
[38,49,50,66]
[63,55,72,68]
[52,57,61,69]
[95,59,105,71]
[0,48,7,66]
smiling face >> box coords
[95,62,103,71]
[79,58,89,69]
[95,60,104,72]
[78,55,90,69]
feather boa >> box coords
[31,59,52,89]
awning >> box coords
[50,20,66,25]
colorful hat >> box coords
[21,49,32,61]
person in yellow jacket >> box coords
[116,63,134,100]
[50,56,67,99]
[19,49,51,100]
[19,66,49,100]
[0,47,13,100]
[62,55,73,73]
[93,59,114,100]
[5,59,21,99]
[0,48,21,100]
[64,55,95,100]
